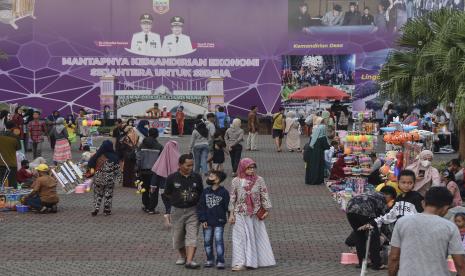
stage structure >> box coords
[99,76,225,119]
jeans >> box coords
[193,144,209,175]
[229,144,242,173]
[32,141,43,159]
[246,132,257,150]
[346,213,381,267]
[25,194,42,210]
[0,166,17,188]
[140,172,158,211]
[203,226,225,264]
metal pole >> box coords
[360,228,373,276]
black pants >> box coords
[50,135,56,150]
[140,172,158,211]
[0,166,17,188]
[346,213,381,267]
[229,144,242,173]
[152,174,171,214]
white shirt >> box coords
[162,33,193,56]
[130,31,161,56]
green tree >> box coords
[379,9,465,159]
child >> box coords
[454,213,465,248]
[23,164,59,213]
[324,141,338,177]
[197,170,229,269]
[211,131,227,171]
[17,160,34,188]
[360,170,424,230]
[443,169,462,207]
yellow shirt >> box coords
[375,181,402,196]
[272,113,284,130]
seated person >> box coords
[17,160,34,188]
[345,186,396,270]
[22,164,59,213]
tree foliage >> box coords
[379,9,465,123]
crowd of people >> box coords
[2,101,465,273]
[282,65,354,89]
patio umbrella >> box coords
[288,85,350,101]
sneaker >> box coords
[91,210,98,216]
[204,261,214,268]
[216,263,225,269]
[231,265,246,271]
[175,258,186,265]
[147,210,160,215]
[39,206,48,214]
[185,262,200,269]
[50,205,58,213]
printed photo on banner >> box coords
[0,0,36,29]
[126,14,195,57]
[288,0,465,36]
[281,54,355,100]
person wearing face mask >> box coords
[405,150,441,197]
[197,170,229,269]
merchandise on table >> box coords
[0,188,32,211]
[50,160,85,194]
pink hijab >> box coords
[237,158,258,216]
[151,140,180,178]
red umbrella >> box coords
[288,85,350,100]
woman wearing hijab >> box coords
[120,121,139,188]
[65,114,77,144]
[304,118,330,185]
[189,119,210,176]
[151,140,180,226]
[284,111,301,152]
[405,150,441,196]
[228,158,275,271]
[51,117,71,164]
[47,110,60,149]
[225,118,244,176]
[134,120,150,146]
[88,140,122,216]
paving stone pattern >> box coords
[1,134,449,276]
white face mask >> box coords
[421,160,431,168]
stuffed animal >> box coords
[134,180,146,194]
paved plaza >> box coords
[1,135,448,276]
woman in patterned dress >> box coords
[51,117,72,164]
[88,140,122,216]
[228,158,276,271]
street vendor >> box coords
[146,103,160,118]
[23,164,59,213]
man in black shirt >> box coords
[164,154,203,269]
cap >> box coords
[140,13,153,23]
[36,164,49,172]
[170,16,184,26]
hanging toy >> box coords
[135,180,146,194]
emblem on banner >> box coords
[153,0,170,14]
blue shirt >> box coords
[215,112,227,128]
[197,186,230,226]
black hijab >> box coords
[88,140,119,168]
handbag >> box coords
[256,206,267,220]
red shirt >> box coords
[28,120,47,142]
[17,168,33,183]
